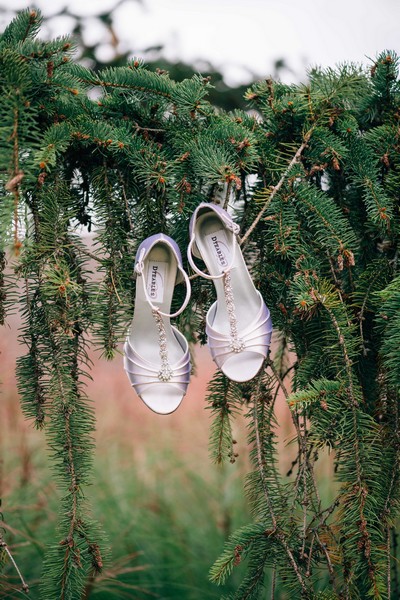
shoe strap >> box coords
[135,247,191,318]
[187,230,239,280]
[189,202,241,241]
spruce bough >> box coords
[1,9,400,599]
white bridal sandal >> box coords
[124,234,191,414]
[188,203,272,382]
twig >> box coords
[252,379,277,531]
[382,385,400,517]
[0,534,30,594]
[266,357,290,399]
[239,131,313,247]
[11,107,20,251]
[387,525,391,600]
[110,269,122,304]
[275,530,308,595]
[306,533,314,577]
[300,414,308,561]
[223,181,232,211]
[314,531,334,577]
[392,248,399,275]
[392,528,399,599]
[68,243,104,264]
[267,357,304,467]
[271,566,276,599]
[117,170,134,232]
[306,499,339,533]
[134,122,165,133]
[328,256,351,327]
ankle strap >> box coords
[135,247,191,317]
[187,234,237,280]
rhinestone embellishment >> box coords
[152,309,173,382]
[223,271,245,354]
[230,338,245,353]
[158,365,173,381]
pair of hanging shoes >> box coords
[124,203,273,414]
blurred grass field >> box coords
[0,306,335,599]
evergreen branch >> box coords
[357,262,388,345]
[91,164,133,359]
[209,524,268,585]
[232,550,270,600]
[252,376,277,531]
[21,9,39,43]
[250,371,309,596]
[268,361,340,587]
[293,182,356,258]
[16,275,46,427]
[311,290,387,595]
[328,256,353,327]
[76,66,174,99]
[315,294,363,480]
[0,8,41,45]
[381,394,400,520]
[207,372,240,464]
[287,378,342,412]
[11,106,21,252]
[39,290,97,596]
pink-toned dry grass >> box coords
[0,302,322,497]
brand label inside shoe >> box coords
[146,261,166,303]
[205,229,231,272]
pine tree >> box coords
[1,9,400,599]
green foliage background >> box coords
[1,8,400,600]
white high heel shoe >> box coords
[188,203,272,382]
[124,233,191,414]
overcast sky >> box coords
[1,0,399,85]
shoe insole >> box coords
[128,244,185,367]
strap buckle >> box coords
[134,248,146,276]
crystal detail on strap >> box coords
[152,309,173,381]
[230,338,245,353]
[223,271,245,353]
[158,365,173,381]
